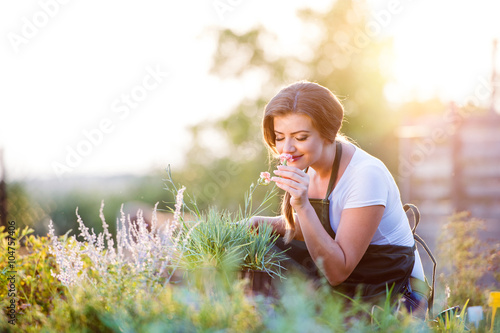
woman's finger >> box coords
[276,165,307,176]
[273,168,308,182]
[272,176,309,199]
[271,176,305,189]
[273,181,302,198]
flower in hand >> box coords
[279,153,293,166]
[259,171,272,185]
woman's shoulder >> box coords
[345,143,388,173]
[333,143,393,206]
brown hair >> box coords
[262,81,344,243]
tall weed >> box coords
[437,212,493,307]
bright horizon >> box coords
[1,0,498,182]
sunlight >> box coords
[384,0,499,106]
[1,0,499,179]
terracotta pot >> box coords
[239,269,276,298]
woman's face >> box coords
[273,113,327,169]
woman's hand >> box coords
[245,215,288,237]
[247,216,260,230]
[272,165,310,209]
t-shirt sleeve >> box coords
[342,164,389,209]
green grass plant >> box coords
[180,207,287,279]
[166,167,287,279]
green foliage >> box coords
[181,208,286,278]
[260,275,430,333]
[487,241,500,283]
[41,276,264,333]
[0,226,64,331]
[436,212,494,307]
[0,220,490,332]
[430,301,471,333]
[2,175,493,332]
[172,172,286,278]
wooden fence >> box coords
[396,108,500,274]
[398,109,500,222]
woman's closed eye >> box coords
[275,136,308,142]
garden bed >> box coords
[1,179,499,332]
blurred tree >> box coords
[174,0,397,211]
[299,0,393,160]
[29,173,171,237]
[6,182,48,234]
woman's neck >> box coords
[310,141,338,179]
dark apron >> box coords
[276,141,415,301]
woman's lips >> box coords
[291,155,303,161]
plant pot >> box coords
[239,269,277,298]
[467,305,483,328]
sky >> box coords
[1,0,499,182]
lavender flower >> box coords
[48,186,193,290]
[48,220,84,287]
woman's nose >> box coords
[283,138,296,153]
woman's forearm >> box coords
[295,205,349,285]
[251,215,286,236]
[296,205,384,286]
[252,215,305,240]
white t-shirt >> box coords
[327,143,425,280]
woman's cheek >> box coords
[275,142,283,154]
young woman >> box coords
[251,81,429,317]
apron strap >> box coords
[325,141,343,200]
[307,141,343,240]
